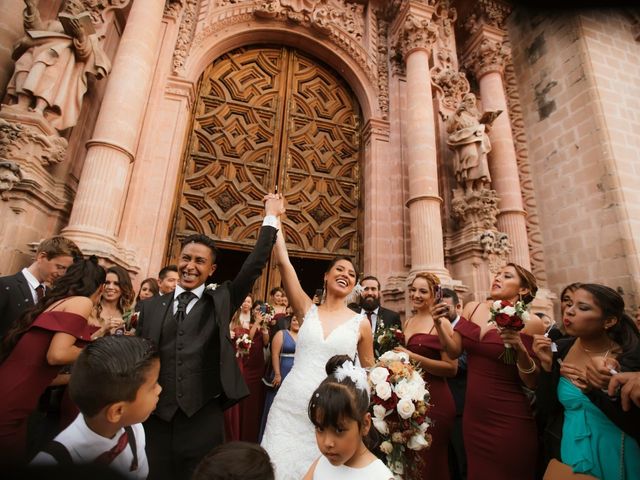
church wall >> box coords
[507,8,640,310]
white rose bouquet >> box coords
[234,333,252,358]
[368,351,432,478]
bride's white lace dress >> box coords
[261,304,363,479]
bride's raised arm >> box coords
[273,228,313,316]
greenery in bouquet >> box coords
[368,350,432,479]
[374,321,405,358]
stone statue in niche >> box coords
[446,93,501,194]
[5,0,111,131]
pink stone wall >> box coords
[507,9,640,310]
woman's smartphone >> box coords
[434,285,443,304]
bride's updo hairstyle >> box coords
[308,355,370,432]
[506,262,538,305]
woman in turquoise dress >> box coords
[258,312,299,442]
[535,283,640,479]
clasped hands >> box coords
[264,192,285,218]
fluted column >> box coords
[392,3,450,281]
[463,24,531,270]
[63,0,165,268]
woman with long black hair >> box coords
[0,257,105,464]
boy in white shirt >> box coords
[31,336,161,478]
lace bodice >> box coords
[261,305,363,480]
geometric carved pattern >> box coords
[171,46,361,258]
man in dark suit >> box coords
[350,275,402,358]
[0,236,81,338]
[137,194,283,480]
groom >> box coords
[137,194,283,480]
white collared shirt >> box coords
[360,306,381,334]
[450,315,461,329]
[21,267,42,304]
[31,414,148,479]
[172,283,205,315]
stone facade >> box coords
[0,0,638,315]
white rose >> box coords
[410,383,428,402]
[521,310,531,322]
[379,441,393,454]
[394,379,413,399]
[493,300,502,310]
[419,418,431,432]
[372,417,389,435]
[375,381,392,400]
[369,367,390,385]
[407,433,429,451]
[397,397,416,419]
[379,350,409,363]
[373,404,387,419]
[502,306,516,316]
[377,335,385,344]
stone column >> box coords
[392,4,450,281]
[463,25,531,270]
[62,0,165,269]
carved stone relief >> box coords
[463,0,511,35]
[451,187,500,231]
[463,37,509,79]
[479,229,511,274]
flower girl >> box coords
[303,355,393,480]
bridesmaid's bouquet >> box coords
[368,351,431,479]
[374,322,405,358]
[489,300,530,364]
[235,332,252,357]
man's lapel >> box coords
[149,292,174,343]
[15,272,34,307]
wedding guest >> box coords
[0,258,105,465]
[268,287,289,336]
[30,336,159,478]
[261,227,374,480]
[609,372,640,411]
[442,287,467,480]
[92,266,134,337]
[193,442,274,480]
[136,193,282,480]
[394,273,457,479]
[433,263,545,480]
[349,275,401,358]
[224,294,253,442]
[0,236,81,337]
[303,355,393,480]
[136,278,159,304]
[238,301,270,443]
[258,311,299,441]
[157,265,179,296]
[534,284,640,479]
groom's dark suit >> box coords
[138,225,277,480]
[0,271,37,338]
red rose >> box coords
[394,330,405,341]
[500,300,512,308]
[508,316,525,330]
[494,312,512,328]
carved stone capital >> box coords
[451,187,500,230]
[397,12,438,58]
[463,34,509,79]
[82,0,133,24]
[479,229,511,274]
[0,115,68,169]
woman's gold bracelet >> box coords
[516,359,536,374]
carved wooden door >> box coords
[168,46,361,297]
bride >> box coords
[261,227,374,479]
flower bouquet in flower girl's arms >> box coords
[368,351,431,479]
[488,299,530,364]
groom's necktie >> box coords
[175,291,197,322]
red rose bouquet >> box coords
[235,332,252,358]
[374,322,405,358]
[489,300,530,364]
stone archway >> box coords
[166,45,363,296]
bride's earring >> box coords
[321,281,327,304]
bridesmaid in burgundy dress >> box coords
[394,272,457,480]
[238,300,270,442]
[433,263,545,480]
[0,257,105,465]
[224,294,253,442]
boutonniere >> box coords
[206,283,218,291]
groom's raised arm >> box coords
[227,194,283,311]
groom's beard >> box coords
[360,296,380,312]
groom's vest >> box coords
[156,297,222,420]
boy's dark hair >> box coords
[69,336,158,417]
[181,234,218,262]
[442,287,459,305]
[308,355,370,431]
[192,442,274,480]
[158,264,178,279]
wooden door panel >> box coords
[169,46,361,296]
